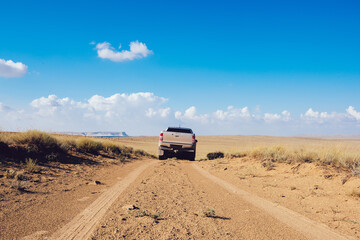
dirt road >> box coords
[41,159,349,240]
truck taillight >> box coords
[159,132,163,142]
[192,134,195,144]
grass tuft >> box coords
[25,158,39,173]
[202,207,216,218]
[76,138,103,154]
[207,152,224,160]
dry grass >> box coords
[24,158,39,173]
[76,138,103,153]
[223,145,360,170]
[0,130,155,164]
[106,135,360,170]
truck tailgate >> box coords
[163,132,193,144]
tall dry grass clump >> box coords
[76,138,103,153]
[11,130,61,154]
[225,145,360,171]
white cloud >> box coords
[346,106,360,120]
[95,41,153,62]
[301,108,344,123]
[0,94,359,135]
[264,110,291,122]
[0,58,28,78]
[175,106,209,123]
[214,106,251,121]
[146,107,171,118]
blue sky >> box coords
[0,0,359,135]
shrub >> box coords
[76,138,103,154]
[25,158,39,173]
[59,138,77,151]
[207,151,224,160]
[12,130,61,154]
[202,207,216,218]
[102,141,121,154]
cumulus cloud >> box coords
[175,106,209,123]
[95,41,153,62]
[214,106,251,121]
[346,106,360,120]
[301,108,344,123]
[0,94,359,135]
[264,110,291,122]
[0,58,28,78]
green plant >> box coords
[202,207,216,218]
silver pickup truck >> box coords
[158,127,197,161]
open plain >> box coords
[1,132,360,239]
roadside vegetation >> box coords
[0,130,155,192]
[207,145,360,171]
[0,130,155,164]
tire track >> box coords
[50,161,156,240]
[192,163,353,240]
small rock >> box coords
[114,228,119,233]
[224,168,228,170]
[341,178,348,185]
[122,204,137,210]
[94,180,101,185]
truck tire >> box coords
[159,150,168,160]
[188,152,195,161]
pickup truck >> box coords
[158,127,197,161]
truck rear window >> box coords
[167,128,193,134]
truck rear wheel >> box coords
[158,150,168,160]
[188,152,195,161]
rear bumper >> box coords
[158,143,196,155]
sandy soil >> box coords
[1,155,358,239]
[196,157,360,238]
[0,156,152,239]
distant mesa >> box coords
[57,132,129,137]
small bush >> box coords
[25,158,39,173]
[207,152,224,160]
[12,130,61,154]
[76,138,103,154]
[59,139,77,151]
[103,141,120,154]
[202,207,216,218]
